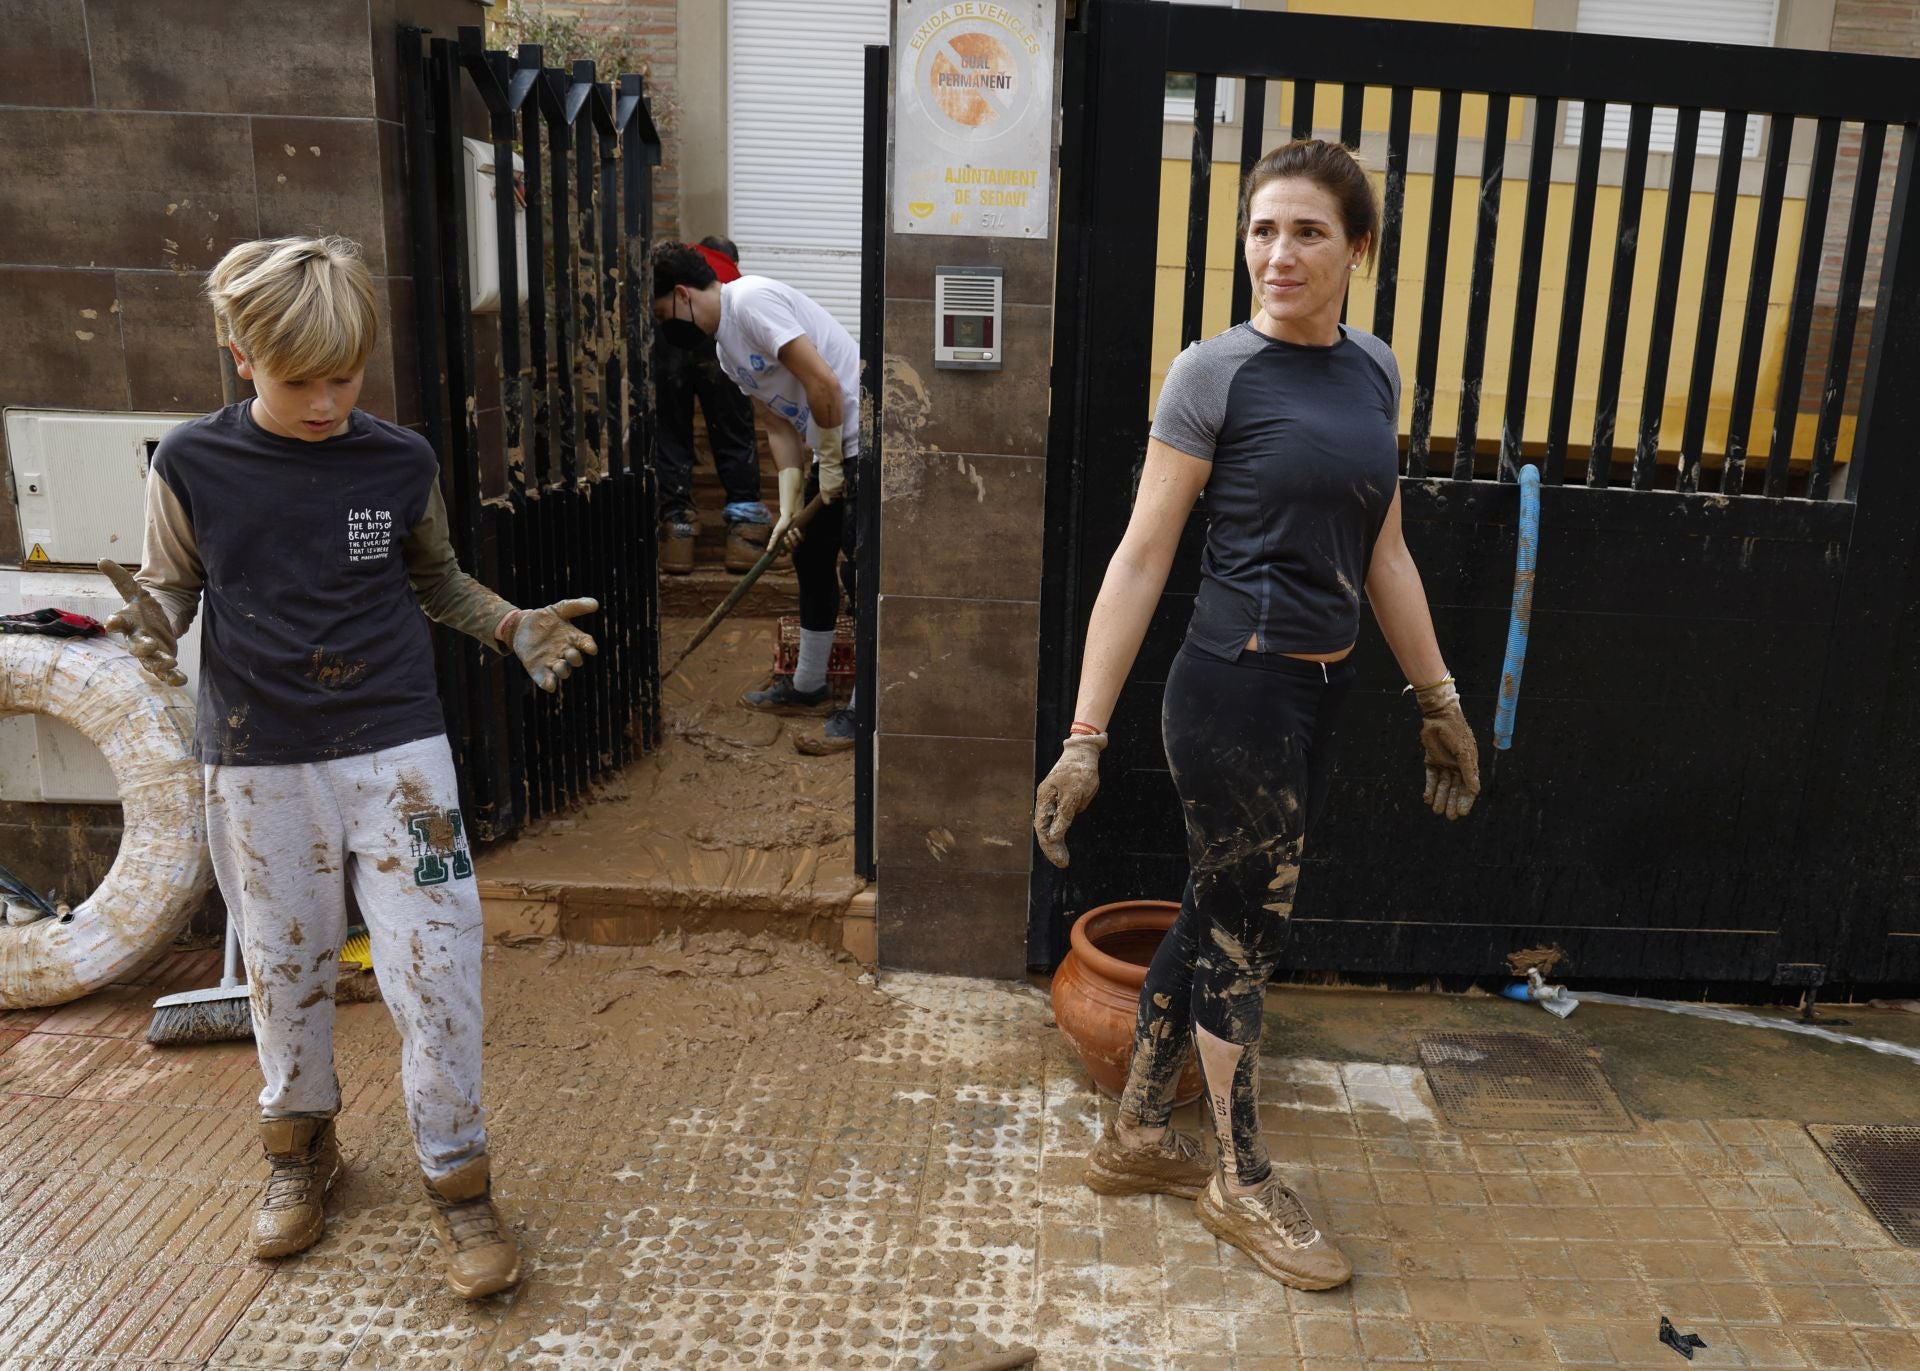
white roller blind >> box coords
[728,0,890,335]
[1564,0,1779,158]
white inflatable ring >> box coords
[0,635,209,1007]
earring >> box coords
[1349,263,1358,271]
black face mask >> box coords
[658,293,706,349]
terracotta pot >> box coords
[1050,900,1203,1106]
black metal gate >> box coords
[399,25,663,843]
[1036,1,1920,996]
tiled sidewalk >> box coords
[1,948,1919,1368]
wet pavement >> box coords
[5,942,1920,1368]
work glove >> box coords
[1413,676,1480,820]
[98,559,187,687]
[816,425,847,505]
[502,598,599,692]
[1033,730,1106,868]
[770,467,806,552]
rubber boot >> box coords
[660,521,696,575]
[253,1117,342,1259]
[423,1155,522,1299]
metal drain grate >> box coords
[1809,1125,1920,1247]
[1418,1032,1635,1132]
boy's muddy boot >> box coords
[1083,1124,1211,1199]
[726,520,787,574]
[253,1117,341,1259]
[423,1155,522,1299]
[661,521,696,575]
[1195,1172,1351,1291]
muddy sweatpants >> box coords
[1117,645,1355,1186]
[205,733,487,1179]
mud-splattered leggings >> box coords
[205,734,487,1180]
[793,445,859,632]
[1118,645,1355,1186]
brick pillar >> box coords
[873,6,1066,979]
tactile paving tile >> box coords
[1418,1032,1636,1133]
[210,1269,387,1367]
[1809,1124,1920,1248]
[340,1276,516,1370]
[620,1290,904,1369]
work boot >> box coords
[725,520,789,574]
[253,1117,342,1259]
[1083,1123,1211,1199]
[795,707,856,756]
[1194,1171,1352,1290]
[741,675,830,713]
[423,1155,522,1300]
[660,521,696,575]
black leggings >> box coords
[1119,644,1354,1185]
[793,461,858,632]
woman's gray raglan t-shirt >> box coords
[1150,321,1402,658]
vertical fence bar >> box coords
[1408,88,1460,475]
[1373,86,1413,346]
[1766,117,1840,496]
[1588,103,1653,487]
[1677,111,1748,494]
[1291,79,1315,140]
[1543,99,1604,485]
[1810,121,1888,500]
[1499,94,1557,481]
[633,75,663,751]
[545,71,580,486]
[427,36,503,833]
[1454,92,1508,480]
[1182,74,1217,348]
[1340,81,1363,148]
[515,45,556,821]
[1633,106,1701,489]
[855,43,886,881]
[593,82,621,766]
[1722,113,1793,496]
[1230,77,1267,325]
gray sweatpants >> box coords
[205,734,487,1179]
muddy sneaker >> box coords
[1083,1125,1211,1199]
[1195,1172,1352,1290]
[423,1155,522,1300]
[725,520,789,574]
[253,1117,342,1259]
[741,675,830,713]
[661,521,696,575]
[795,708,855,755]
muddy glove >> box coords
[770,466,806,552]
[1413,676,1480,821]
[98,559,187,687]
[1033,730,1106,868]
[815,425,846,505]
[501,598,599,692]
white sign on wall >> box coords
[893,1,1055,239]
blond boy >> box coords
[106,235,597,1298]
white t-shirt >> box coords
[714,276,861,453]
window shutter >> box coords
[727,0,891,335]
[1564,0,1779,157]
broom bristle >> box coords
[147,996,254,1046]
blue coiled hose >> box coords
[1494,464,1540,751]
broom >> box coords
[148,917,252,1045]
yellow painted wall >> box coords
[1151,0,1848,469]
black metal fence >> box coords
[1036,1,1920,995]
[400,25,663,843]
[1162,9,1905,499]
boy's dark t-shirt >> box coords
[151,403,447,765]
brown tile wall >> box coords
[872,58,1063,979]
[0,0,483,896]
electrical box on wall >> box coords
[933,266,1004,371]
[2,409,202,804]
[464,138,530,314]
[5,408,188,567]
